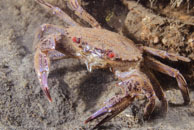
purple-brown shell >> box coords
[67,27,142,61]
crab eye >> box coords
[107,52,115,58]
[72,37,80,43]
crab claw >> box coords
[34,49,52,102]
[40,69,52,102]
[85,95,134,129]
[39,71,52,102]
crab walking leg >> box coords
[116,70,157,119]
[34,33,69,102]
[48,50,66,60]
[33,24,67,49]
[35,0,79,26]
[142,46,190,62]
[144,68,168,114]
[146,57,190,105]
[68,0,101,28]
[85,70,157,128]
[86,95,135,129]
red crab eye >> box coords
[72,37,80,43]
[107,52,115,58]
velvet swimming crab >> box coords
[34,0,191,128]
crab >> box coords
[34,0,191,128]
